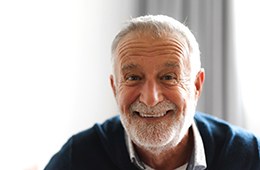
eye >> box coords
[160,74,178,85]
[126,75,142,81]
[161,75,175,80]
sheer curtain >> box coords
[234,1,260,135]
[137,0,245,127]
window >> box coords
[234,0,260,135]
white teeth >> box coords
[139,112,166,118]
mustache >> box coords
[130,100,177,116]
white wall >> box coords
[0,1,139,169]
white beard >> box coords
[120,100,193,154]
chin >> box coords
[120,112,189,151]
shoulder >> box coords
[194,112,260,169]
[194,112,259,143]
[71,116,123,167]
[72,115,122,146]
[44,116,124,170]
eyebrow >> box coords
[121,63,140,73]
[163,61,180,68]
[121,61,180,74]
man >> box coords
[45,15,260,170]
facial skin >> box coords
[110,31,205,156]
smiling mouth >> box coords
[133,110,172,118]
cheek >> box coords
[166,86,192,112]
[116,85,140,113]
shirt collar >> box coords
[187,121,207,170]
[124,121,207,170]
[125,131,146,169]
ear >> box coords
[194,68,205,100]
[110,74,117,97]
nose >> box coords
[139,80,164,107]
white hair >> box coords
[111,15,201,78]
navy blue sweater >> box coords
[44,112,260,170]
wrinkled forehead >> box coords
[114,31,190,62]
[112,31,192,79]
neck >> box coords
[134,127,194,170]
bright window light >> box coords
[234,0,260,135]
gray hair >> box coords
[111,15,201,77]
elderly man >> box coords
[45,15,260,170]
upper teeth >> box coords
[139,112,166,118]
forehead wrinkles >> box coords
[116,37,188,61]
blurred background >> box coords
[0,0,260,169]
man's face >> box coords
[110,32,204,149]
